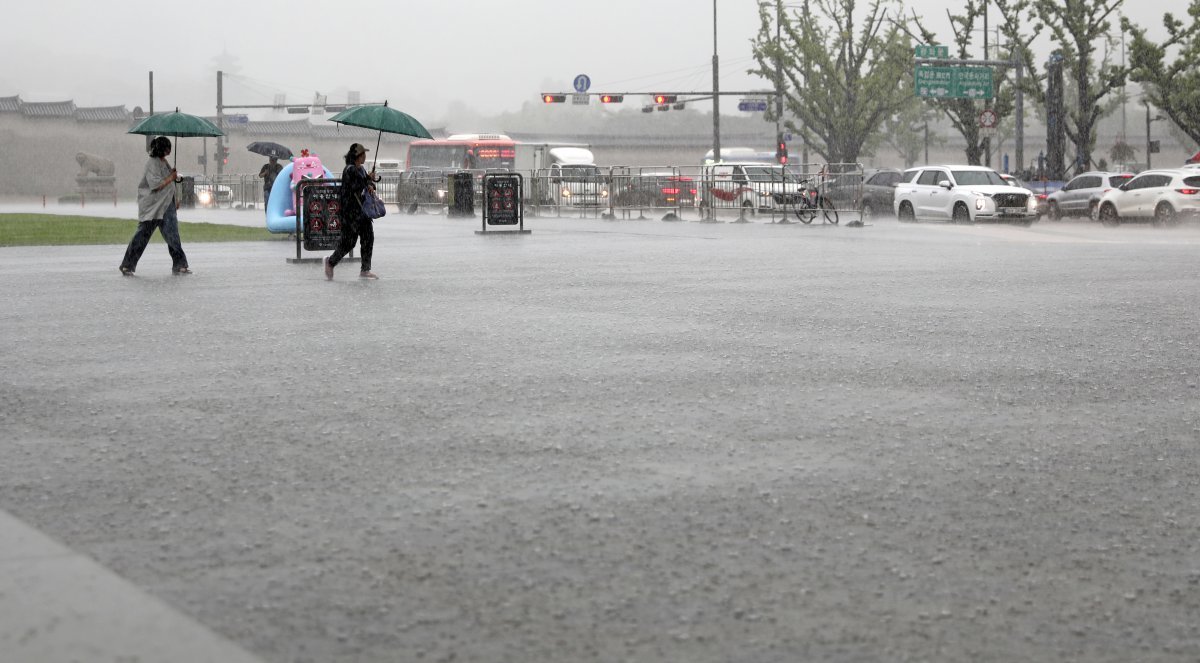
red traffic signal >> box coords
[776,140,788,165]
[599,94,624,104]
[542,93,566,104]
[653,94,678,105]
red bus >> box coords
[405,133,516,171]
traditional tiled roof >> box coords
[312,123,388,140]
[21,100,77,118]
[244,119,314,136]
[75,105,131,122]
[0,95,21,112]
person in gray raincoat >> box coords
[119,136,191,275]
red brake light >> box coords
[661,187,680,195]
[1177,188,1199,195]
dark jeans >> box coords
[120,201,188,272]
[328,214,373,272]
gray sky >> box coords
[2,0,1181,123]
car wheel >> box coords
[861,202,874,221]
[898,201,915,223]
[740,200,755,218]
[1154,202,1178,227]
[1088,200,1099,222]
[1047,201,1061,221]
[1098,203,1120,227]
[952,202,972,224]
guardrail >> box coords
[202,163,866,222]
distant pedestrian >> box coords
[259,156,283,216]
[119,136,190,275]
[324,143,379,280]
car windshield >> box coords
[1109,175,1133,187]
[743,166,795,183]
[559,165,601,181]
[952,170,1008,186]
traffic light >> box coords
[653,94,678,105]
[542,93,566,103]
[599,94,624,104]
[197,154,207,166]
[776,138,788,165]
[642,105,654,113]
[221,146,230,165]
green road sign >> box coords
[914,65,994,99]
[915,66,955,98]
[915,44,949,59]
[956,66,993,99]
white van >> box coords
[372,157,403,177]
[546,147,609,208]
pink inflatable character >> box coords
[285,149,327,216]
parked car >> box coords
[613,172,696,208]
[1096,169,1200,226]
[855,168,903,220]
[894,165,1037,224]
[1044,171,1134,220]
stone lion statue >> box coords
[75,152,115,177]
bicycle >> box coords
[776,178,839,225]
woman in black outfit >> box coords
[324,143,379,280]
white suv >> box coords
[1096,169,1200,226]
[894,165,1038,225]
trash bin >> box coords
[447,171,474,218]
[179,176,196,208]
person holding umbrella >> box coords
[248,141,292,217]
[258,156,283,217]
[325,143,379,280]
[119,136,190,275]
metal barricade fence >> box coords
[525,168,611,219]
[819,162,865,222]
[394,169,449,214]
[606,166,696,221]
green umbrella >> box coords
[328,101,433,171]
[128,109,224,139]
[128,108,224,168]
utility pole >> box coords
[216,70,224,176]
[775,0,784,163]
[983,0,991,169]
[1014,49,1024,176]
[924,121,930,164]
[712,0,721,165]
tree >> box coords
[1125,0,1200,146]
[749,0,914,164]
[905,0,1016,165]
[1029,0,1127,169]
[1109,139,1137,165]
[883,104,943,168]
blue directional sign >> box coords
[573,74,591,93]
[738,98,768,112]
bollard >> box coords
[81,192,85,208]
[113,191,117,207]
[42,195,46,208]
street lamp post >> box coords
[1145,101,1163,169]
[712,0,721,165]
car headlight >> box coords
[561,187,572,197]
[1027,196,1038,210]
[600,189,609,198]
[198,190,212,205]
[975,197,986,210]
[436,189,446,200]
